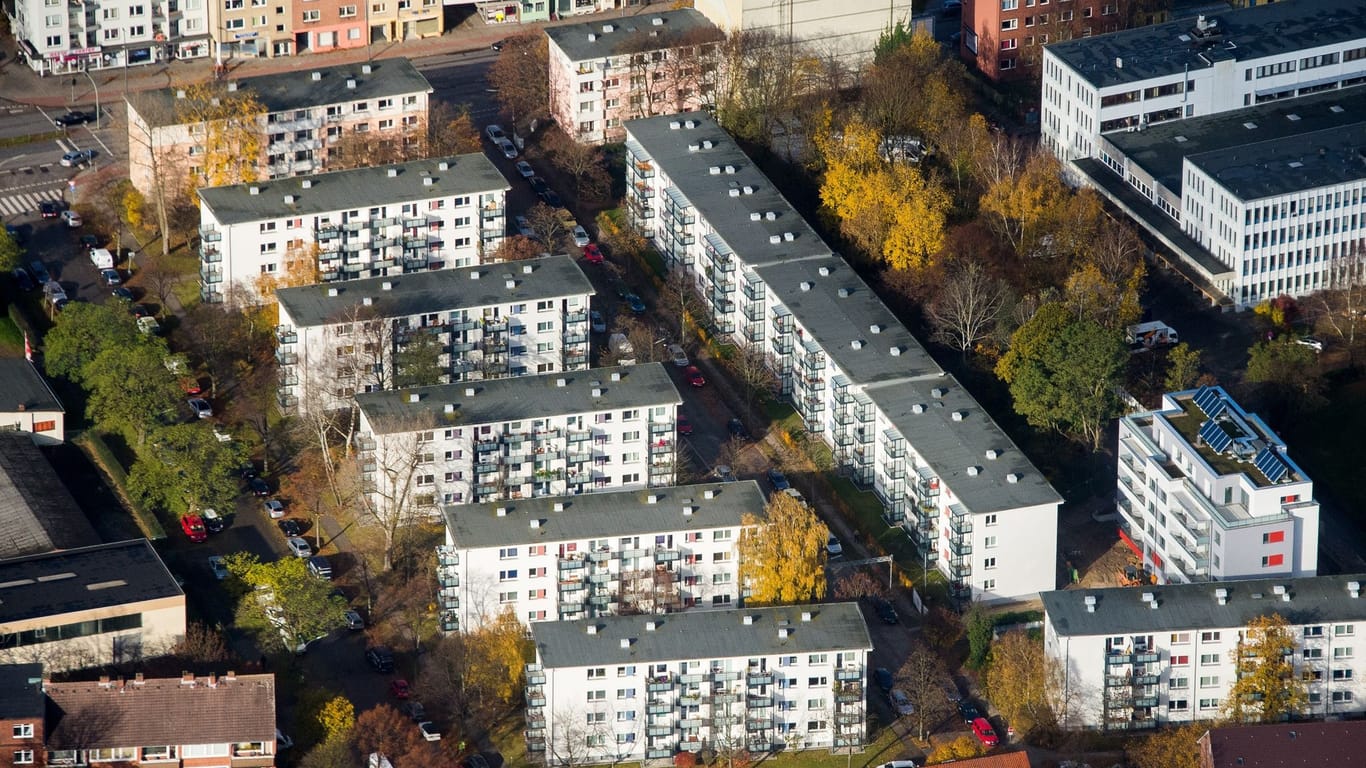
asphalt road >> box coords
[414,49,500,126]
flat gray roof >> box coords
[0,539,182,625]
[868,376,1062,515]
[357,363,682,434]
[444,481,764,549]
[533,603,873,668]
[1043,573,1366,637]
[199,154,507,227]
[0,663,43,719]
[1046,0,1366,90]
[0,434,100,559]
[277,255,594,328]
[756,257,941,386]
[1105,87,1366,199]
[0,358,63,414]
[625,113,833,268]
[548,9,722,62]
[133,58,432,127]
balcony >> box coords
[201,245,222,262]
[558,557,586,572]
[276,326,298,345]
[200,266,223,284]
[835,667,863,682]
[199,225,222,242]
[747,695,773,708]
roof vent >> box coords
[931,387,947,398]
[911,404,925,414]
[765,211,777,221]
[381,281,393,290]
[986,449,1000,460]
[470,270,481,280]
[742,186,754,194]
[362,296,373,306]
[610,372,621,382]
[837,288,851,299]
[439,161,450,170]
[645,621,658,631]
[176,89,186,99]
[591,388,602,398]
[362,63,372,74]
[778,628,790,639]
[687,142,700,152]
[327,287,339,297]
[799,281,812,291]
[301,179,314,189]
[1006,473,1020,483]
[407,391,419,403]
[423,177,434,187]
[586,624,598,635]
[682,505,694,516]
[465,387,476,396]
[701,140,714,149]
[553,502,565,512]
[311,71,322,81]
[703,489,716,499]
[443,403,454,414]
[587,32,597,41]
[1115,57,1123,69]
[729,188,740,198]
[723,165,736,174]
[669,120,681,130]
[868,323,881,334]
[684,120,696,129]
[709,166,721,175]
[770,235,782,245]
[1084,595,1097,613]
[1141,591,1155,603]
[1273,584,1287,595]
[889,346,902,357]
[387,168,398,177]
[495,506,508,517]
[602,23,613,32]
[800,611,812,622]
[522,264,534,274]
[783,232,795,242]
[952,410,966,422]
[850,339,863,350]
[966,465,980,476]
[506,279,516,289]
[1351,581,1361,598]
[750,212,761,221]
[556,378,566,388]
[743,614,754,625]
[284,194,295,205]
[346,78,357,89]
[647,494,659,504]
[530,518,542,529]
[619,638,631,649]
[249,186,260,195]
[1215,587,1229,605]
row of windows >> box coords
[0,613,141,648]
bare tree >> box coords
[928,261,1010,354]
[526,202,573,254]
[660,269,705,344]
[349,424,438,571]
[124,93,190,259]
[487,32,550,135]
[897,642,954,741]
[1315,240,1366,353]
[727,343,779,417]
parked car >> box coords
[418,722,441,742]
[539,188,562,207]
[685,365,706,387]
[39,201,60,218]
[529,176,548,196]
[390,679,411,699]
[957,699,981,723]
[180,514,207,543]
[727,418,749,440]
[208,555,229,580]
[187,398,212,419]
[676,414,693,436]
[712,465,737,482]
[497,138,518,159]
[180,377,202,395]
[101,268,121,286]
[873,597,898,625]
[12,268,34,292]
[62,209,82,227]
[60,149,95,167]
[583,243,604,264]
[874,667,894,692]
[137,316,161,335]
[572,225,590,247]
[402,700,426,721]
[590,310,607,333]
[514,215,535,238]
[889,689,914,717]
[515,160,534,178]
[1295,336,1324,352]
[490,39,506,52]
[278,518,302,537]
[668,344,689,367]
[970,717,999,747]
[345,610,365,630]
[308,556,333,580]
[286,536,312,558]
[54,110,94,127]
[202,508,227,533]
[485,124,506,143]
[366,645,396,672]
[766,468,790,491]
[249,476,271,496]
[625,293,646,314]
[873,762,919,768]
[826,535,843,557]
[111,286,134,302]
[264,499,285,518]
[28,260,50,284]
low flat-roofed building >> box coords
[0,359,65,445]
[0,540,186,672]
[0,434,100,559]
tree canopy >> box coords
[128,423,248,517]
[226,553,348,654]
[84,341,183,445]
[1224,613,1306,723]
[43,301,142,384]
[0,226,22,273]
[737,491,828,605]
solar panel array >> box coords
[1255,447,1290,484]
[1199,419,1235,453]
[1193,386,1227,418]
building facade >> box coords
[547,10,724,144]
[1116,385,1319,584]
[1042,575,1366,730]
[197,153,506,304]
[208,0,300,59]
[354,363,681,514]
[693,0,914,62]
[436,481,765,633]
[623,113,1062,603]
[275,255,593,411]
[961,0,1129,82]
[0,664,45,768]
[127,58,433,199]
[525,604,873,763]
[0,540,186,672]
[0,359,65,445]
[8,0,211,76]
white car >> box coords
[137,316,161,335]
[286,536,312,558]
[418,721,441,742]
[497,138,518,159]
[485,124,506,143]
[667,344,688,367]
[61,209,82,227]
[590,310,607,333]
[826,535,843,557]
[264,499,285,518]
[514,215,535,238]
[515,160,534,178]
[1295,337,1324,352]
[572,225,590,247]
[208,555,228,580]
[187,398,212,419]
[213,426,233,443]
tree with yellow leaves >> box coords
[984,629,1055,735]
[883,165,952,271]
[979,151,1069,254]
[737,491,828,606]
[174,82,266,199]
[1224,613,1307,723]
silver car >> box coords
[497,138,518,159]
[286,536,312,558]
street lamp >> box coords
[80,68,101,130]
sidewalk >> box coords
[0,5,650,109]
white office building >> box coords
[1116,385,1319,585]
[693,0,914,62]
[435,481,765,633]
[1043,575,1366,730]
[274,255,594,412]
[197,153,508,305]
[624,113,1062,604]
[354,363,682,514]
[9,0,211,76]
[525,603,873,763]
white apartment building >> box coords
[525,603,873,763]
[275,254,593,411]
[354,363,682,513]
[1116,385,1319,585]
[624,113,1062,604]
[198,153,508,304]
[9,0,211,76]
[128,58,433,198]
[1043,575,1366,731]
[1040,0,1366,166]
[435,481,765,633]
[546,10,724,145]
[693,0,913,62]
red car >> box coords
[677,415,693,436]
[180,514,207,543]
[179,377,202,395]
[390,679,411,699]
[582,243,604,265]
[970,717,999,748]
[685,366,706,387]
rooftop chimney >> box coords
[800,611,812,622]
[495,506,508,517]
[619,638,631,649]
[743,614,754,625]
[587,624,598,635]
[645,621,657,631]
[1084,595,1097,613]
[362,63,373,74]
[647,494,659,504]
[311,71,322,81]
[703,489,715,499]
[553,501,565,512]
[346,78,357,89]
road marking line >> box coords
[56,138,73,152]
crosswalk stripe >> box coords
[0,188,63,216]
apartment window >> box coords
[984,514,997,526]
[1199,675,1219,688]
[578,121,595,133]
[1262,554,1284,567]
[1305,626,1325,637]
[339,3,357,13]
[1001,18,1018,30]
[1334,691,1355,704]
[586,690,606,701]
[1168,699,1188,711]
[1001,39,1018,50]
[1333,668,1354,681]
[1171,655,1189,666]
[713,530,733,541]
[13,752,34,765]
[1201,631,1221,642]
[1199,698,1220,710]
[498,569,518,581]
[984,536,997,549]
[982,579,996,590]
[1335,625,1355,637]
[712,594,732,606]
[302,9,319,20]
[12,725,33,739]
[1171,632,1191,644]
[807,676,828,687]
[616,688,636,699]
[1170,676,1189,689]
[530,545,546,557]
[499,547,518,559]
[1263,531,1286,544]
[983,557,997,570]
[1001,0,1017,7]
[498,591,517,603]
[587,667,606,679]
[1305,648,1324,659]
[1334,647,1354,659]
[1200,653,1220,665]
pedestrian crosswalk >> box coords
[0,188,64,217]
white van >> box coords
[89,248,114,270]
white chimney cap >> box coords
[619,638,630,649]
[586,624,598,635]
[495,506,507,516]
[645,621,657,631]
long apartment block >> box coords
[435,480,766,633]
[1116,385,1319,585]
[624,112,1062,603]
[1043,575,1366,730]
[354,363,682,513]
[128,58,433,199]
[274,254,594,411]
[524,603,873,763]
[197,153,508,304]
[10,0,211,76]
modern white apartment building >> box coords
[624,113,1063,604]
[546,10,724,145]
[9,0,211,76]
[1071,88,1366,307]
[197,153,507,304]
[1041,0,1366,166]
[354,363,682,514]
[1042,574,1366,730]
[1116,385,1319,585]
[127,58,433,198]
[275,255,594,411]
[435,481,765,633]
[693,0,914,62]
[525,603,873,763]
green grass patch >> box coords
[489,713,529,768]
[0,314,23,354]
[170,279,201,313]
[752,724,909,768]
[828,476,920,568]
[74,430,166,540]
[0,130,63,148]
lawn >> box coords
[0,314,23,355]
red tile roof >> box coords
[934,751,1032,768]
[1202,722,1366,768]
[45,672,275,749]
